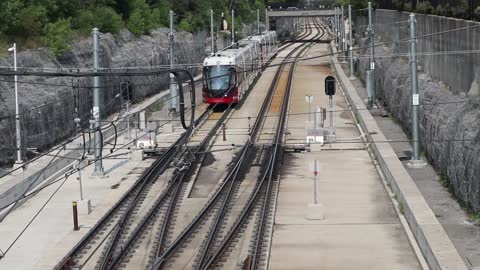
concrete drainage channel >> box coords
[330,41,468,270]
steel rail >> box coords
[251,21,326,270]
[55,107,211,270]
[103,105,235,269]
[147,20,316,270]
[250,19,326,270]
[199,20,326,270]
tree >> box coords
[94,6,124,33]
[15,4,48,37]
[42,18,74,56]
[127,9,147,35]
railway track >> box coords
[145,19,326,270]
[196,20,327,270]
[57,18,326,270]
[55,102,234,270]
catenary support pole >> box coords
[368,2,376,101]
[366,70,374,109]
[231,9,235,45]
[265,8,269,31]
[257,9,260,34]
[335,7,339,47]
[210,10,215,54]
[313,160,318,204]
[341,6,346,54]
[92,28,103,174]
[409,13,420,161]
[329,96,334,129]
[9,43,22,164]
[77,159,84,201]
[349,5,354,78]
[169,10,178,115]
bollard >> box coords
[222,123,226,141]
[72,201,79,231]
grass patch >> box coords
[146,100,165,119]
[439,172,453,193]
[399,201,405,215]
[437,171,480,223]
[388,112,412,140]
[110,183,120,189]
[354,112,360,124]
[467,213,480,223]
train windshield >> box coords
[203,66,235,92]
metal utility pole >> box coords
[77,159,84,200]
[409,13,420,161]
[231,9,235,45]
[92,28,103,174]
[313,160,318,204]
[341,6,346,53]
[368,2,376,101]
[210,10,215,54]
[334,8,338,46]
[335,8,340,49]
[169,10,178,115]
[349,5,354,78]
[265,8,269,31]
[8,43,22,164]
[257,9,260,34]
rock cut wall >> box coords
[0,28,207,165]
[355,10,480,213]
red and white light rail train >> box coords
[202,31,278,104]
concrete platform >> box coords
[0,76,206,269]
[347,64,480,268]
[0,140,155,269]
[331,40,468,270]
[268,42,422,270]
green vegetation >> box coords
[0,0,270,56]
[439,172,452,191]
[468,212,480,223]
[146,100,165,119]
[399,201,405,215]
[391,0,479,21]
[335,0,375,10]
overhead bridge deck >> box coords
[267,10,335,18]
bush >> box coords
[475,6,480,20]
[452,0,469,18]
[416,1,434,14]
[403,2,413,12]
[434,5,445,15]
[16,5,48,37]
[127,10,147,35]
[42,18,74,56]
[393,0,405,11]
[74,10,95,35]
[93,7,124,34]
[178,16,194,32]
[150,6,170,27]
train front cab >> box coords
[202,64,239,104]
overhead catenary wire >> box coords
[1,21,475,262]
[0,22,477,175]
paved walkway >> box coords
[349,68,480,269]
[268,43,422,270]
